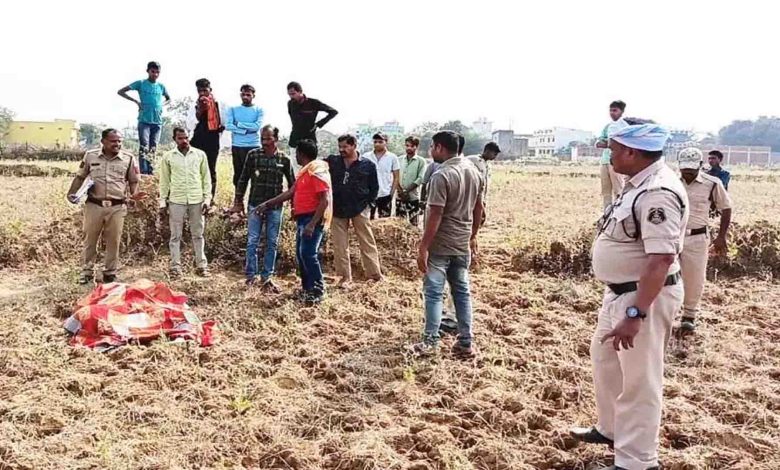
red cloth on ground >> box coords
[65,279,218,350]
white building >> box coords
[472,117,493,138]
[530,127,594,157]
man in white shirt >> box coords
[364,132,400,219]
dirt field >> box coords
[1,159,778,469]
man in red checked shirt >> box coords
[256,139,332,304]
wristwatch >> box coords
[626,306,647,320]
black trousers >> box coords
[231,146,257,189]
[396,199,422,226]
[191,131,221,201]
[371,195,393,220]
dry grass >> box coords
[0,161,778,469]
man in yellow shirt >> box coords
[159,127,212,278]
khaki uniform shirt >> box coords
[592,160,689,284]
[76,149,138,200]
[682,172,732,230]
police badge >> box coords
[648,207,666,224]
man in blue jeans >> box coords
[232,125,294,290]
[257,139,332,303]
[412,130,484,359]
[118,61,170,175]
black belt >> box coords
[608,272,681,296]
[87,197,125,207]
[688,227,707,236]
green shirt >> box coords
[599,124,611,164]
[399,154,427,201]
[159,147,212,207]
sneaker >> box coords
[78,274,93,285]
[304,292,324,305]
[102,274,116,284]
[679,317,696,333]
[262,279,281,294]
[439,318,459,336]
[409,340,440,358]
[452,342,477,359]
[195,268,211,278]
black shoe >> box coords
[439,318,458,336]
[78,274,93,285]
[570,426,613,447]
[680,317,696,333]
[102,274,116,283]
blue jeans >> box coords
[246,206,283,281]
[296,214,325,296]
[137,122,161,175]
[423,254,473,346]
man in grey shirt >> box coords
[411,131,484,359]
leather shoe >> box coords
[570,426,613,447]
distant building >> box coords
[380,120,404,136]
[570,143,601,162]
[531,127,594,157]
[350,121,405,153]
[5,119,79,148]
[472,117,493,138]
[663,129,696,161]
[491,130,515,156]
[512,134,531,157]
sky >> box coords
[0,0,777,137]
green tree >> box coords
[461,129,489,156]
[0,106,15,141]
[719,116,780,150]
[412,121,440,136]
[159,97,194,146]
[440,120,468,134]
[316,129,338,157]
[78,122,105,146]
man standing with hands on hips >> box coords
[570,122,688,470]
[117,61,170,175]
[287,81,338,170]
[159,127,212,278]
[67,129,140,285]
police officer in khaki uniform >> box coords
[67,129,139,284]
[677,148,732,333]
[570,123,689,470]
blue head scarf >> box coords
[608,123,670,151]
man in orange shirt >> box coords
[257,139,332,303]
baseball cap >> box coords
[677,147,703,170]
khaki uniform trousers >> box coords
[168,203,208,271]
[679,233,709,320]
[590,283,683,470]
[600,163,625,210]
[331,210,382,281]
[81,202,127,277]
